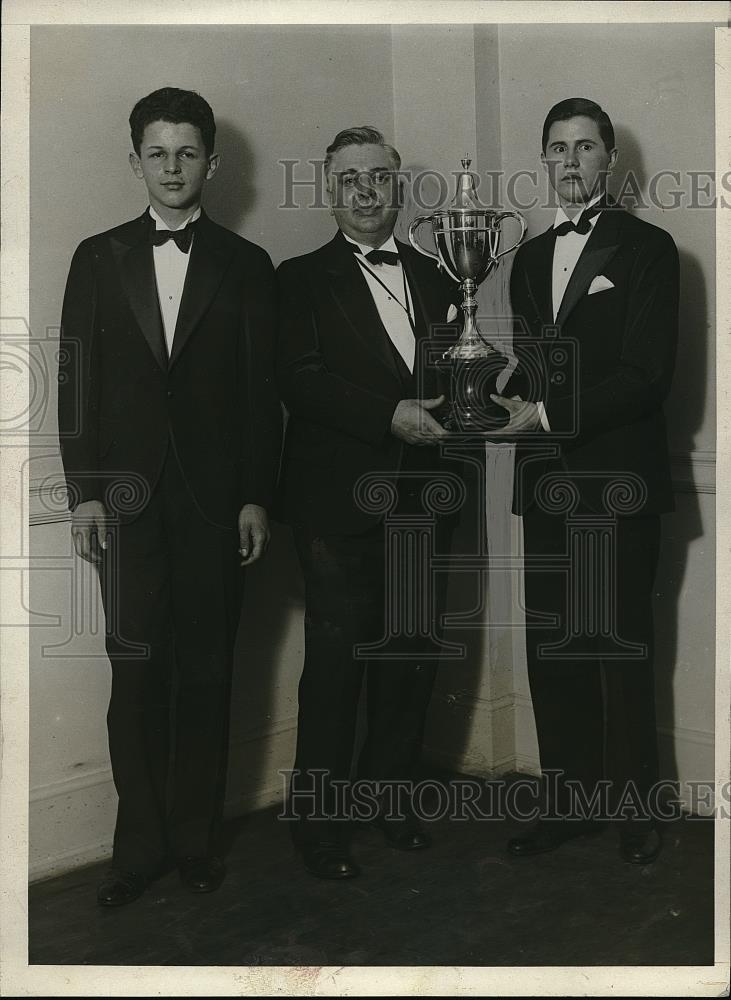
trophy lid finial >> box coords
[452,158,480,210]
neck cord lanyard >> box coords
[355,256,416,335]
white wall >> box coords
[28,21,717,879]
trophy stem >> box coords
[447,278,496,360]
[461,278,482,347]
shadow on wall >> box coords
[206,123,293,821]
[612,130,711,786]
[654,248,711,784]
[424,454,488,774]
[205,118,258,234]
[612,126,647,204]
[225,522,303,823]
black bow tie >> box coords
[353,245,400,266]
[554,206,600,237]
[150,221,197,253]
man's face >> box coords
[129,120,219,215]
[541,115,617,205]
[327,143,401,246]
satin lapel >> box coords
[324,233,402,382]
[555,209,622,328]
[168,212,233,369]
[398,240,436,341]
[399,240,450,391]
[113,216,167,371]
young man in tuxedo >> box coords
[491,98,679,865]
[277,127,461,879]
[58,88,282,905]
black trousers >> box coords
[522,508,661,825]
[290,496,456,835]
[99,449,242,873]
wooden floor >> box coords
[29,794,714,968]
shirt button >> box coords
[167,390,174,398]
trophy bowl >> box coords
[409,160,526,433]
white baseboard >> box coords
[29,724,296,883]
[31,837,114,883]
[28,712,717,881]
[426,696,716,816]
[30,770,117,882]
[224,781,285,819]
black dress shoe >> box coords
[178,856,226,893]
[301,841,361,879]
[96,868,149,907]
[507,819,605,858]
[620,826,663,865]
[372,814,431,851]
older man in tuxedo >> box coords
[58,88,282,905]
[492,98,679,865]
[277,126,461,879]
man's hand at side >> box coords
[238,504,270,566]
[71,500,109,564]
[391,395,450,445]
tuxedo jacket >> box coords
[58,210,282,529]
[276,230,460,535]
[506,205,680,517]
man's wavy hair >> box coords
[542,98,615,154]
[324,126,401,181]
[129,87,216,156]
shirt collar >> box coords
[553,193,603,231]
[341,232,399,257]
[148,204,202,231]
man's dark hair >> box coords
[542,98,615,154]
[129,87,216,156]
[324,126,401,178]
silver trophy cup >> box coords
[409,159,526,431]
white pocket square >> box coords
[447,303,459,322]
[588,275,615,295]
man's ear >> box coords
[607,147,618,172]
[539,151,548,173]
[129,151,143,180]
[206,153,221,181]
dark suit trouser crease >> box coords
[522,509,661,827]
[290,483,456,840]
[99,449,242,873]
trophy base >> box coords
[437,354,510,433]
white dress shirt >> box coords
[149,204,201,356]
[537,195,603,431]
[343,233,416,373]
[551,194,602,321]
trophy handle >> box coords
[492,211,527,261]
[408,216,461,284]
[408,215,440,262]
